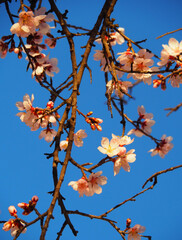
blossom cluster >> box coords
[60,129,87,150]
[155,38,182,89]
[128,105,155,137]
[149,134,173,158]
[93,27,182,92]
[0,8,59,82]
[98,134,136,175]
[16,94,58,142]
[68,171,107,197]
[3,196,38,237]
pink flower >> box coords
[158,38,182,66]
[127,49,155,85]
[34,7,55,35]
[117,49,135,71]
[8,206,17,218]
[137,105,153,120]
[95,27,125,46]
[88,171,107,195]
[149,134,173,158]
[98,137,122,157]
[2,219,14,231]
[40,55,60,77]
[168,74,182,88]
[128,106,155,137]
[113,149,136,175]
[74,129,87,147]
[45,38,57,48]
[16,94,37,128]
[10,223,27,237]
[106,80,132,98]
[10,11,39,37]
[127,224,146,240]
[112,134,134,146]
[39,128,57,142]
[68,177,91,197]
[3,208,27,236]
[93,50,109,72]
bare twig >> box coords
[165,102,182,116]
[156,28,182,39]
[142,164,182,189]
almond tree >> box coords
[0,0,182,240]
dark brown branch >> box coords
[100,185,154,218]
[165,102,182,116]
[142,164,182,189]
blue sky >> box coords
[0,0,182,239]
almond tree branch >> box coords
[142,164,182,189]
[165,102,182,116]
[156,28,182,39]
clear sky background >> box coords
[0,0,182,240]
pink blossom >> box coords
[39,128,57,142]
[10,11,39,37]
[68,177,91,197]
[2,219,14,231]
[93,50,109,72]
[106,80,132,98]
[34,54,59,77]
[137,105,153,120]
[113,149,136,175]
[158,38,182,66]
[34,7,55,35]
[16,94,57,131]
[117,49,135,71]
[95,27,125,46]
[149,134,173,158]
[112,134,134,146]
[74,129,87,147]
[127,49,155,85]
[98,137,122,157]
[45,38,57,48]
[10,223,27,237]
[168,74,182,88]
[128,106,155,137]
[88,171,107,195]
[127,224,146,240]
[31,32,44,44]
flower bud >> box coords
[47,101,54,109]
[95,124,102,131]
[86,111,93,116]
[153,79,161,88]
[8,206,17,218]
[85,118,91,124]
[157,74,164,79]
[14,48,19,54]
[126,218,131,228]
[90,123,96,130]
[31,195,39,204]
